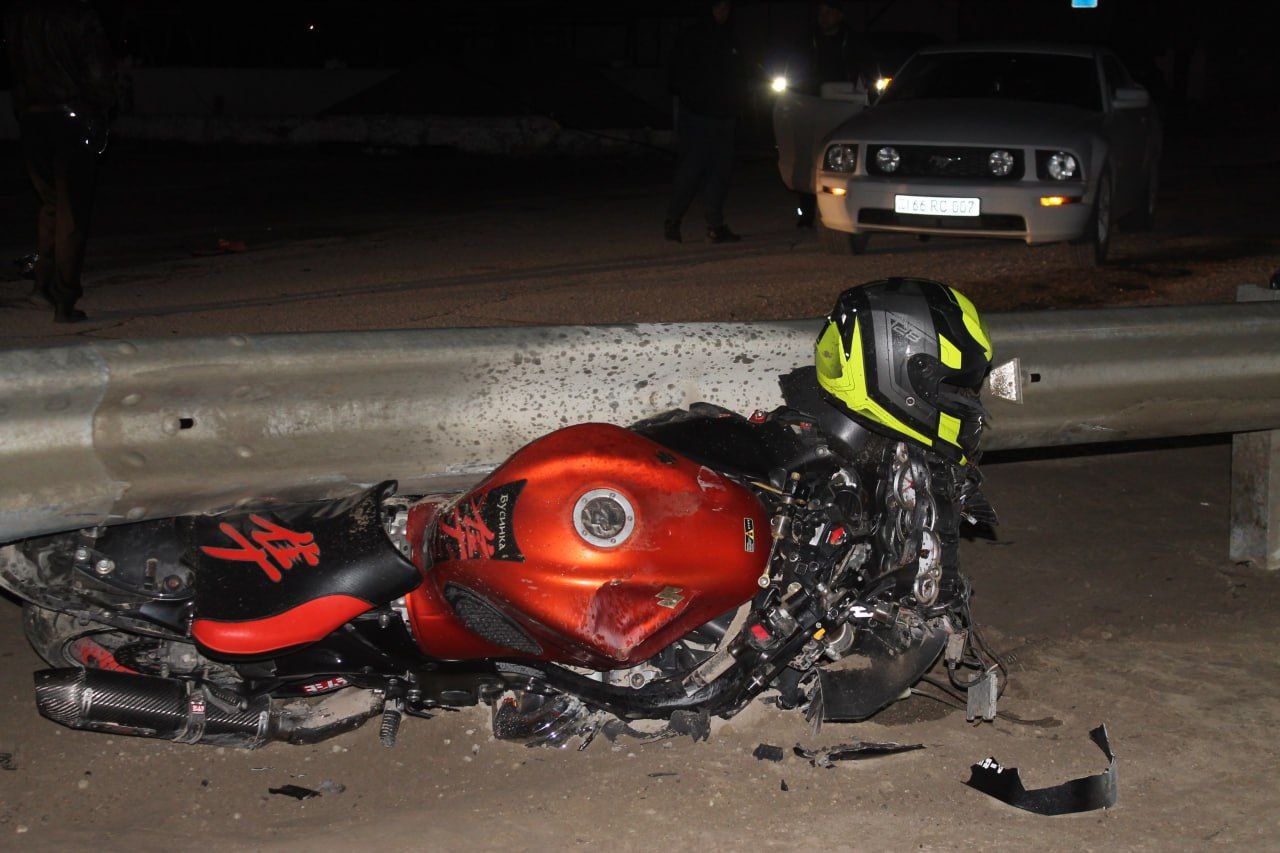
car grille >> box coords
[866,145,1024,180]
[858,208,1026,233]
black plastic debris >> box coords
[269,784,321,800]
[601,709,711,745]
[752,743,785,762]
[794,741,925,768]
[780,779,790,792]
[965,724,1117,816]
[0,752,15,771]
[646,772,677,778]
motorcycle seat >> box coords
[186,482,422,657]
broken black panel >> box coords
[964,724,1117,816]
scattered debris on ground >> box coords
[751,743,785,762]
[794,741,926,768]
[269,784,320,800]
[965,724,1117,815]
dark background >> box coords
[2,0,1274,135]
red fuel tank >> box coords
[405,423,771,669]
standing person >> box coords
[664,0,742,244]
[4,0,116,323]
[796,0,871,228]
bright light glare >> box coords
[874,76,892,93]
[770,75,788,93]
[1039,195,1080,206]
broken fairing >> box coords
[965,724,1117,815]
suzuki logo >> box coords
[656,586,684,609]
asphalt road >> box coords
[0,136,1278,344]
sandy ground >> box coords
[0,140,1277,344]
[0,442,1277,850]
[0,141,1278,849]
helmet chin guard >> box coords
[814,278,993,464]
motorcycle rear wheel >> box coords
[22,604,130,669]
[22,604,232,683]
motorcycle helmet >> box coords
[814,278,993,464]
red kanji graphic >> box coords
[438,496,496,559]
[201,515,321,582]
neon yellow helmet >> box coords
[815,278,993,464]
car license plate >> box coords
[894,195,981,217]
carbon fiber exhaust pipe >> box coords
[35,667,278,748]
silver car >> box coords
[809,44,1161,266]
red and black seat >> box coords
[184,483,421,658]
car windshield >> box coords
[879,52,1102,112]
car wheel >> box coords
[1125,162,1158,231]
[1070,171,1112,267]
[821,226,870,255]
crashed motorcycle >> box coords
[0,278,1002,749]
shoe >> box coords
[54,306,87,324]
[706,225,741,243]
[664,219,682,243]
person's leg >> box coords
[665,112,712,235]
[51,118,100,317]
[19,115,58,305]
[701,117,736,235]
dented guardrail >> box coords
[2,301,1279,544]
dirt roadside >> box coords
[1,442,1276,851]
[0,144,1277,345]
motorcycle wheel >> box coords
[22,604,134,669]
[22,604,232,683]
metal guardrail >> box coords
[2,302,1279,546]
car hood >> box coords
[831,99,1101,147]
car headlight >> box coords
[770,75,788,93]
[1046,151,1078,181]
[875,146,900,174]
[823,144,857,173]
[988,149,1015,177]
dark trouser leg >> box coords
[666,112,712,224]
[53,124,100,309]
[699,117,734,229]
[20,116,58,302]
[21,114,99,311]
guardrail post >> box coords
[1230,429,1280,570]
[1230,284,1280,570]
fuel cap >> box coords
[572,489,636,548]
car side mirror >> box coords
[1111,86,1150,109]
[820,81,869,106]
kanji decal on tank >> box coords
[436,480,526,562]
[200,516,320,582]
